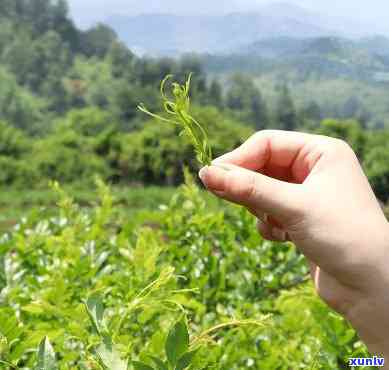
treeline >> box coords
[2,111,389,203]
[0,0,389,204]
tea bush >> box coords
[0,175,371,369]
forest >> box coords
[0,0,388,369]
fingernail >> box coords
[272,228,286,242]
[213,163,233,172]
[198,166,209,182]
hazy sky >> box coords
[68,0,389,34]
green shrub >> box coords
[364,146,389,202]
[0,156,36,186]
[0,175,369,369]
[316,119,366,159]
[0,120,30,157]
[119,106,253,185]
[32,130,111,185]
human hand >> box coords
[199,130,389,356]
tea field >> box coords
[0,175,373,369]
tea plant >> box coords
[0,175,370,369]
[138,75,213,166]
[0,178,269,369]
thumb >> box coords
[199,164,304,221]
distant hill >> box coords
[106,13,327,56]
[204,36,389,82]
[240,36,389,59]
[105,2,373,55]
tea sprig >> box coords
[138,74,213,166]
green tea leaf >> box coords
[176,350,198,370]
[96,336,127,370]
[0,359,17,369]
[138,74,213,166]
[85,293,105,335]
[165,319,189,366]
[148,356,168,370]
[0,308,23,342]
[133,228,163,279]
[132,361,155,370]
[36,336,56,370]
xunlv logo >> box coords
[348,356,385,367]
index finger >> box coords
[213,130,321,182]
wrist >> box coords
[344,221,389,357]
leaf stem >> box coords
[190,318,270,347]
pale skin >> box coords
[199,130,389,363]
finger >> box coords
[248,207,284,229]
[199,163,304,221]
[256,219,274,241]
[256,219,287,242]
[247,206,267,222]
[213,130,321,183]
[308,259,318,282]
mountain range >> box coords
[201,36,389,83]
[105,2,379,55]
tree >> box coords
[341,96,360,119]
[0,68,46,133]
[4,30,71,97]
[0,120,29,157]
[364,146,389,202]
[134,58,164,86]
[208,79,224,109]
[179,54,203,79]
[81,24,117,58]
[302,100,322,122]
[107,41,134,79]
[317,119,366,159]
[275,84,298,131]
[300,100,322,130]
[65,57,114,109]
[250,90,269,131]
[226,74,269,129]
[111,82,140,123]
[59,107,116,137]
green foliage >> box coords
[1,0,389,203]
[165,319,189,366]
[226,74,269,129]
[364,145,389,202]
[81,24,118,58]
[0,175,368,369]
[0,120,29,157]
[37,337,57,370]
[0,68,46,132]
[317,119,366,159]
[60,107,117,137]
[121,106,252,185]
[274,84,298,131]
[32,130,110,185]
